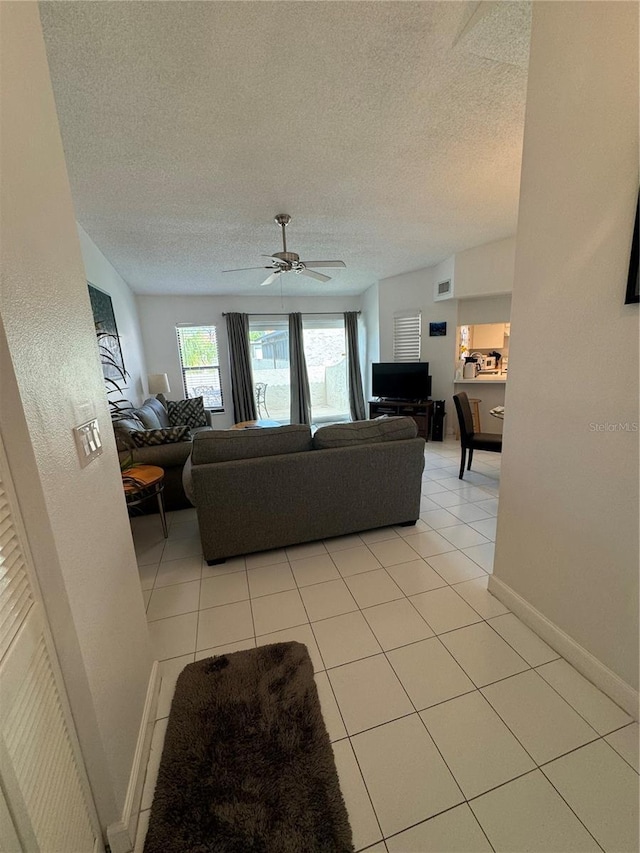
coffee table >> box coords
[123,464,168,538]
[232,419,281,429]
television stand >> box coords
[369,399,433,441]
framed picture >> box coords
[88,283,125,379]
[624,191,639,305]
[429,322,447,337]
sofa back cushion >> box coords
[191,425,312,465]
[142,397,171,428]
[313,417,418,449]
[112,414,145,450]
[133,400,164,430]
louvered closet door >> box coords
[0,436,101,852]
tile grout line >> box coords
[310,536,472,846]
[285,546,388,850]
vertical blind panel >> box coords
[0,485,33,662]
[2,631,96,852]
[393,313,422,362]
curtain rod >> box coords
[222,311,360,316]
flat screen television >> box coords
[372,362,431,401]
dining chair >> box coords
[453,392,502,479]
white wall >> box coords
[79,225,148,406]
[458,295,512,326]
[454,236,516,299]
[138,294,361,428]
[360,283,380,400]
[0,1,153,829]
[493,1,639,695]
[379,266,457,397]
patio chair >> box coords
[254,382,269,417]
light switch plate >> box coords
[73,419,103,467]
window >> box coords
[393,311,422,362]
[176,325,223,410]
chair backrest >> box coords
[453,392,475,444]
[254,382,267,404]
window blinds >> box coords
[393,312,422,362]
[175,325,223,410]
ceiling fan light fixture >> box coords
[224,214,346,287]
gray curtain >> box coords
[225,312,257,423]
[289,313,312,425]
[345,312,366,421]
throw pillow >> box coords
[167,397,207,429]
[130,426,192,447]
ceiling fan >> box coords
[222,214,346,287]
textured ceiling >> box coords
[39,1,531,297]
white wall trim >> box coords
[488,576,639,720]
[107,661,160,853]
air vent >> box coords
[434,278,454,301]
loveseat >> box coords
[115,396,212,510]
[183,417,425,563]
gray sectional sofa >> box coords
[114,397,212,510]
[183,417,426,564]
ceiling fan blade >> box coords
[300,268,331,283]
[299,260,346,269]
[260,271,281,287]
[222,266,273,273]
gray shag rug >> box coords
[144,641,354,853]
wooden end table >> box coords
[122,464,168,538]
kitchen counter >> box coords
[454,377,507,384]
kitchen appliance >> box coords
[463,358,479,379]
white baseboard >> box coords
[488,575,639,720]
[107,661,160,853]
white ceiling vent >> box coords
[434,278,454,301]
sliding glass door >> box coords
[249,317,291,421]
[248,314,350,424]
[302,315,349,423]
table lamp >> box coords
[148,373,170,396]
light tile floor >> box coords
[131,439,639,853]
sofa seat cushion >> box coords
[131,426,192,447]
[191,424,312,465]
[313,417,418,449]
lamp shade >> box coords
[148,373,170,395]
